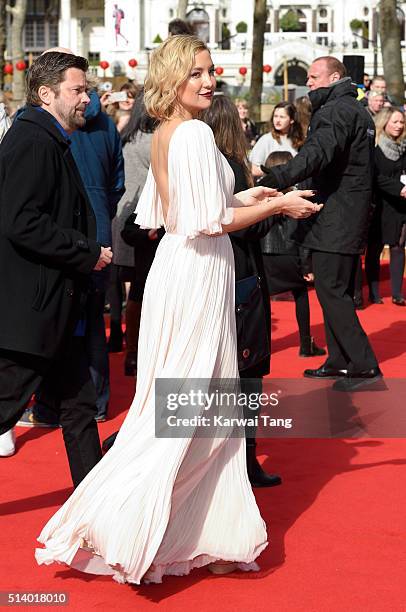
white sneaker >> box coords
[0,429,16,457]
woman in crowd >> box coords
[295,95,312,136]
[101,81,138,133]
[234,97,258,149]
[111,90,160,376]
[250,101,304,178]
[202,92,281,488]
[104,81,140,352]
[365,107,406,306]
[260,151,326,357]
[35,35,320,584]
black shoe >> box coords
[124,351,137,376]
[332,367,383,392]
[102,430,118,453]
[246,445,282,488]
[369,297,384,305]
[392,297,405,306]
[299,337,327,358]
[304,366,348,379]
[354,296,364,310]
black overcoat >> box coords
[259,78,376,254]
[0,106,100,358]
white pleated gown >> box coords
[35,120,268,584]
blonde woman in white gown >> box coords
[35,35,321,584]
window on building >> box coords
[319,8,328,18]
[88,52,100,66]
[27,0,46,14]
[23,0,59,53]
[186,8,210,43]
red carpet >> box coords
[1,263,405,611]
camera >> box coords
[109,91,128,103]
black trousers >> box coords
[312,251,378,372]
[0,337,102,487]
[366,242,405,300]
[240,375,262,444]
[263,254,311,343]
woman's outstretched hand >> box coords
[280,190,323,219]
[235,186,282,207]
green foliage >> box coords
[153,33,163,43]
[236,21,248,33]
[222,23,231,38]
[280,10,301,32]
[350,18,363,31]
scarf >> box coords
[378,133,406,161]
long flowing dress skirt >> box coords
[35,232,268,584]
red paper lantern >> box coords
[239,66,247,76]
[16,60,26,71]
[128,58,138,68]
[3,63,13,75]
[99,60,109,71]
[263,64,272,74]
[215,66,224,76]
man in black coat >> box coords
[260,56,381,389]
[0,52,113,485]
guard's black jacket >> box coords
[259,78,376,254]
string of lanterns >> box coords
[2,58,271,79]
[3,61,27,74]
[214,65,273,78]
[99,58,138,72]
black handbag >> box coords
[235,244,270,372]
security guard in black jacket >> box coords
[259,56,381,389]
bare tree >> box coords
[0,0,6,91]
[6,0,27,103]
[379,0,405,104]
[249,0,267,122]
[177,0,188,20]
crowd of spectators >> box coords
[0,41,405,464]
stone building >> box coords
[9,0,406,90]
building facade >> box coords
[14,0,406,89]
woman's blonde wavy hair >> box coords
[374,106,406,145]
[144,35,209,121]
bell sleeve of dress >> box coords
[167,120,235,238]
[135,165,165,230]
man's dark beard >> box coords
[68,112,86,130]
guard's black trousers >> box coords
[0,337,102,487]
[312,251,378,373]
